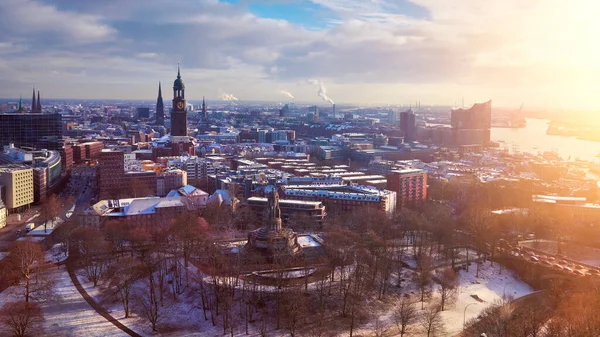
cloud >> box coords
[0,0,115,44]
[0,0,598,108]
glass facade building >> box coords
[0,113,63,150]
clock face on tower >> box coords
[177,101,185,109]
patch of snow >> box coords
[257,268,316,279]
[28,218,63,236]
[25,213,40,223]
[297,235,321,248]
[46,244,68,264]
[436,261,534,336]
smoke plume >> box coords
[221,93,239,101]
[279,90,295,100]
[308,79,334,104]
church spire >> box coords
[202,96,207,121]
[177,63,181,79]
[156,81,165,126]
[31,87,36,112]
[36,90,41,113]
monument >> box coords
[245,188,301,258]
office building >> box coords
[0,165,34,212]
[202,96,207,121]
[281,184,397,216]
[156,169,187,197]
[1,145,62,202]
[0,113,63,150]
[317,146,344,160]
[98,150,158,200]
[137,107,150,119]
[400,109,416,142]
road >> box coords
[0,165,97,252]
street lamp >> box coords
[463,302,478,329]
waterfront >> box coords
[491,118,600,162]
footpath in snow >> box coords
[0,265,128,337]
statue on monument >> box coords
[268,189,281,219]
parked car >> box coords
[25,223,35,232]
[530,256,539,262]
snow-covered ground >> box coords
[344,261,533,337]
[66,203,76,219]
[297,235,321,248]
[46,243,68,264]
[0,266,127,337]
[28,218,63,236]
[436,261,533,336]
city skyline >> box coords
[0,0,599,110]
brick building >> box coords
[98,150,157,200]
[386,169,427,208]
[60,145,74,171]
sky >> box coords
[1,0,599,109]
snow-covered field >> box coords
[345,261,533,337]
[0,266,127,337]
[436,261,533,336]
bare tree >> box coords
[169,213,209,267]
[104,257,142,318]
[392,296,417,337]
[465,298,514,337]
[414,253,433,309]
[134,266,163,332]
[40,194,61,233]
[70,227,110,287]
[0,301,43,337]
[437,268,459,311]
[509,303,549,337]
[7,241,54,303]
[52,219,77,256]
[419,305,444,337]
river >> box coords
[491,118,600,162]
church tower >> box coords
[156,82,164,126]
[36,90,41,113]
[31,88,36,113]
[171,64,187,136]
